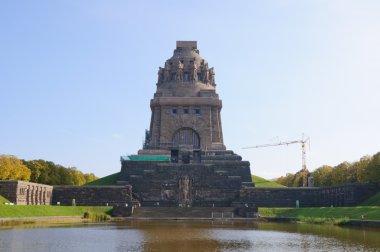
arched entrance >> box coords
[171,128,201,164]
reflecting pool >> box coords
[1,220,380,251]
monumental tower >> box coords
[143,41,225,155]
[120,41,254,207]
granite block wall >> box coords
[52,185,133,206]
[239,183,379,207]
[120,158,253,207]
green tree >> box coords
[312,165,333,186]
[275,173,295,187]
[367,152,380,185]
[0,155,31,181]
[353,155,373,183]
[22,160,45,182]
[331,162,351,185]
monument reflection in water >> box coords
[1,221,380,251]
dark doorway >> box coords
[171,149,179,163]
[193,150,201,163]
[182,153,190,164]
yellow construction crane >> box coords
[243,136,310,187]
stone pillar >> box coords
[211,107,222,143]
[39,187,43,204]
[34,186,39,205]
[26,186,30,205]
[43,188,47,205]
[30,186,36,205]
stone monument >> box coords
[120,41,254,207]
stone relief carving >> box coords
[179,176,191,205]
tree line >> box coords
[0,155,98,185]
[275,151,380,187]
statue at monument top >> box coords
[209,67,215,86]
[201,60,209,84]
[156,41,216,91]
[157,67,164,85]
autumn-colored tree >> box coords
[30,160,97,185]
[275,173,295,187]
[84,173,97,183]
[0,155,31,181]
[274,169,308,187]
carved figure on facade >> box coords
[164,61,170,82]
[201,60,209,84]
[176,60,183,81]
[209,67,215,86]
[157,67,164,84]
[191,61,197,81]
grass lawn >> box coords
[84,172,120,186]
[0,195,10,204]
[360,192,380,206]
[252,175,286,188]
[259,206,380,221]
[0,205,112,218]
[86,172,286,189]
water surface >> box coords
[1,220,380,251]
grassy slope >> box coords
[0,205,112,218]
[0,195,10,204]
[84,172,120,186]
[360,192,380,206]
[259,206,380,221]
[85,172,285,188]
[252,175,286,188]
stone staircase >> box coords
[131,207,236,219]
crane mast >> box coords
[243,137,310,187]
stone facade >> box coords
[120,151,253,207]
[143,41,225,152]
[52,185,133,206]
[0,180,53,205]
[239,183,379,207]
[119,41,254,207]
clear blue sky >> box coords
[1,1,379,179]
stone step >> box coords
[131,207,236,218]
[202,150,235,156]
[201,155,242,161]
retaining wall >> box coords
[240,184,379,207]
[52,185,133,206]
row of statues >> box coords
[158,59,215,86]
